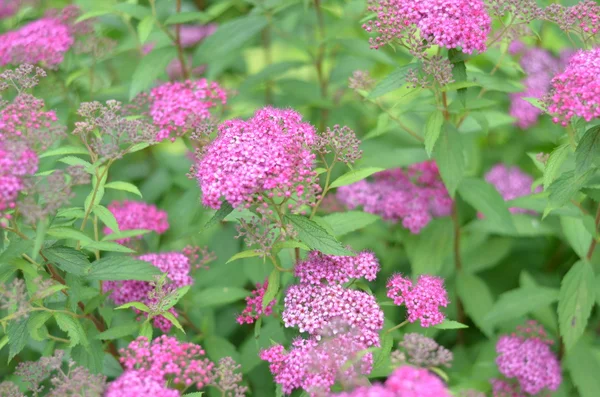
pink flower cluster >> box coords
[336,161,453,234]
[547,47,600,125]
[148,79,227,141]
[363,0,491,54]
[104,200,169,244]
[333,366,452,397]
[509,45,565,129]
[103,252,192,332]
[236,279,275,325]
[0,0,17,19]
[178,24,218,48]
[494,322,562,395]
[196,107,320,210]
[105,370,179,397]
[260,328,374,396]
[484,164,541,214]
[117,336,214,392]
[387,274,449,327]
[295,250,380,285]
[0,141,38,226]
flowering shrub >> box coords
[0,1,599,396]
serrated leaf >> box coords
[543,144,570,189]
[55,313,88,347]
[547,169,594,214]
[558,260,595,351]
[321,211,379,237]
[47,227,94,244]
[40,146,88,158]
[86,256,163,281]
[434,123,464,196]
[205,202,234,228]
[433,320,469,329]
[195,286,249,308]
[285,215,354,256]
[161,310,185,333]
[104,181,143,197]
[329,167,383,189]
[27,312,52,341]
[458,177,516,234]
[130,47,177,99]
[116,301,151,312]
[95,323,139,340]
[93,205,119,233]
[575,126,600,175]
[369,64,414,99]
[424,111,444,157]
[226,250,262,264]
[263,269,280,311]
[71,339,104,374]
[484,286,559,327]
[7,318,29,361]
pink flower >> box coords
[387,274,449,327]
[236,279,275,325]
[485,164,541,214]
[196,107,320,210]
[0,141,38,226]
[547,47,600,125]
[104,200,169,244]
[495,322,562,395]
[178,24,217,48]
[148,79,227,141]
[0,0,17,19]
[166,57,206,80]
[105,370,179,397]
[491,379,526,397]
[294,250,380,285]
[363,0,491,54]
[385,366,452,397]
[337,161,452,234]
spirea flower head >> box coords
[0,141,38,226]
[406,56,455,89]
[211,357,248,397]
[485,164,541,214]
[237,278,275,325]
[178,24,218,48]
[294,251,380,285]
[147,79,227,141]
[337,161,452,234]
[495,321,562,395]
[314,125,362,165]
[196,107,320,210]
[491,379,526,397]
[0,0,17,19]
[260,327,373,396]
[283,284,383,346]
[103,252,192,332]
[104,200,169,244]
[363,0,491,54]
[106,371,179,397]
[386,274,449,327]
[393,333,453,368]
[544,1,599,44]
[120,336,215,390]
[547,47,600,125]
[385,366,452,397]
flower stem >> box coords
[385,319,409,334]
[452,203,466,344]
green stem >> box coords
[385,319,409,334]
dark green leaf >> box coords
[42,246,90,276]
[449,49,467,107]
[424,111,444,157]
[8,318,29,362]
[129,47,177,99]
[285,215,354,256]
[195,286,249,308]
[484,286,559,327]
[575,126,600,175]
[72,338,104,374]
[262,269,280,311]
[95,323,139,340]
[456,272,493,337]
[546,169,594,215]
[321,211,379,237]
[86,256,163,281]
[433,123,464,196]
[458,177,516,234]
[204,202,234,229]
[164,11,206,25]
[55,313,88,347]
[405,218,453,275]
[558,261,595,351]
[369,64,415,99]
[433,320,469,329]
[330,167,383,189]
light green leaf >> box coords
[129,47,177,99]
[566,338,600,397]
[263,268,280,311]
[424,111,444,157]
[330,167,383,189]
[81,241,136,253]
[456,272,494,337]
[58,156,94,170]
[369,64,415,99]
[285,215,354,256]
[139,320,153,340]
[543,143,570,189]
[47,227,94,244]
[93,205,119,233]
[161,311,185,333]
[116,301,151,312]
[458,177,516,234]
[40,146,88,158]
[137,15,154,44]
[321,211,379,237]
[195,286,249,308]
[8,318,29,362]
[161,285,191,311]
[434,123,464,196]
[113,3,151,19]
[41,246,90,276]
[575,126,600,175]
[27,312,52,341]
[95,323,139,340]
[102,229,150,241]
[558,261,595,351]
[433,320,469,329]
[86,256,163,281]
[164,11,206,25]
[104,181,143,198]
[484,287,559,327]
[226,250,262,264]
[560,216,593,258]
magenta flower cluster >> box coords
[494,322,562,395]
[104,200,169,244]
[105,370,179,397]
[103,252,192,332]
[196,106,320,210]
[178,24,218,48]
[0,0,17,19]
[484,164,541,214]
[0,142,38,226]
[387,274,449,327]
[547,47,600,125]
[333,366,452,397]
[363,0,491,54]
[148,79,227,141]
[236,279,275,325]
[295,250,380,285]
[337,161,453,233]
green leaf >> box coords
[424,111,444,157]
[405,218,453,275]
[161,285,191,311]
[195,286,249,308]
[7,318,29,362]
[226,250,262,264]
[263,268,280,311]
[116,301,151,312]
[566,338,600,397]
[39,145,88,158]
[93,205,119,233]
[576,126,600,175]
[560,216,593,258]
[433,320,469,329]
[161,311,185,333]
[434,123,464,196]
[368,64,415,98]
[458,177,516,234]
[113,3,151,19]
[58,156,94,170]
[183,393,205,397]
[543,143,570,189]
[86,256,163,281]
[55,313,88,347]
[285,215,354,256]
[449,49,467,107]
[102,229,150,241]
[81,241,136,254]
[137,15,154,44]
[129,47,177,99]
[47,227,94,244]
[558,260,595,351]
[164,11,206,25]
[204,202,234,228]
[95,323,139,340]
[195,15,268,64]
[41,246,90,276]
[75,9,111,23]
[104,181,143,198]
[456,273,494,336]
[139,320,153,340]
[484,286,559,327]
[329,167,383,189]
[72,339,104,374]
[27,312,52,341]
[546,169,594,214]
[321,211,379,237]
